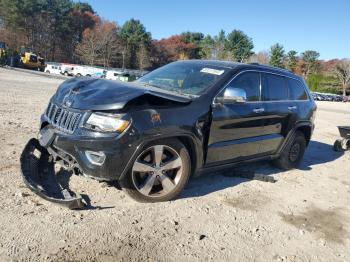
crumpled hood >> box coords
[52,78,191,110]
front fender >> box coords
[118,131,204,181]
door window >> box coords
[287,78,308,100]
[262,74,289,101]
[225,72,261,101]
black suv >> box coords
[38,60,316,202]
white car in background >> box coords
[105,69,124,80]
[73,66,105,78]
[60,64,75,76]
[45,64,61,75]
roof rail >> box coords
[247,62,293,74]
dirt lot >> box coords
[0,67,349,262]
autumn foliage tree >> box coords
[0,0,98,61]
[155,35,198,61]
[2,0,347,96]
[75,20,120,67]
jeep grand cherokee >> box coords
[35,60,316,202]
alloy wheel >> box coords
[131,145,183,198]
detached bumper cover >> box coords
[20,138,85,209]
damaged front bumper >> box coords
[20,138,85,209]
[20,121,138,209]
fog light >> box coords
[85,151,106,166]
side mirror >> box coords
[216,87,247,104]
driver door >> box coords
[206,71,267,165]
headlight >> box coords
[85,113,130,132]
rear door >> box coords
[259,73,298,155]
[287,77,311,121]
[206,71,267,165]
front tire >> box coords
[273,131,306,170]
[120,139,191,202]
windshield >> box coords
[137,62,227,96]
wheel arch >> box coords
[119,134,203,181]
[176,135,200,176]
[296,125,312,146]
[275,121,313,157]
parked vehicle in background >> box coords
[311,92,348,102]
[0,43,46,71]
[106,69,139,82]
[118,73,137,82]
[72,66,105,78]
[25,60,317,204]
[17,47,46,71]
[105,69,125,80]
[60,64,75,76]
[45,63,62,75]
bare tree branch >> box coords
[334,60,350,96]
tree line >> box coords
[0,0,349,94]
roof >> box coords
[176,59,299,79]
[178,59,240,69]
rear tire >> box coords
[333,139,343,152]
[120,139,191,202]
[333,139,349,151]
[273,131,306,170]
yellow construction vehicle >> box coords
[19,47,46,71]
[0,43,45,70]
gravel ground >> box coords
[0,67,349,262]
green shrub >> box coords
[306,74,340,94]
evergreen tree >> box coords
[302,50,320,76]
[225,30,254,62]
[286,50,298,72]
[269,43,285,68]
[119,19,152,69]
[199,35,215,59]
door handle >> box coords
[288,106,297,111]
[253,108,265,113]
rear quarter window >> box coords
[287,78,308,100]
[262,73,289,101]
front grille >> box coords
[45,103,82,133]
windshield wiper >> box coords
[138,82,197,98]
[138,82,163,89]
[166,88,198,98]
